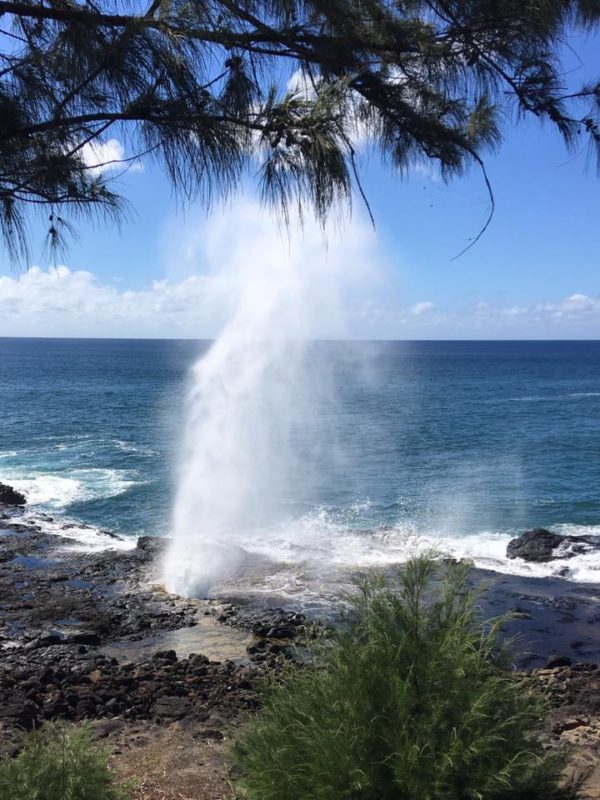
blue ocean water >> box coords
[1,338,599,581]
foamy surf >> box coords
[1,467,140,510]
[0,465,142,551]
[2,509,136,552]
[176,513,600,605]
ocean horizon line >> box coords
[1,335,600,343]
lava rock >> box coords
[153,649,177,663]
[136,536,168,556]
[194,728,224,740]
[150,696,194,720]
[69,632,102,646]
[0,482,26,506]
[506,528,600,562]
[266,626,296,640]
[546,655,572,669]
[4,700,38,730]
[28,633,62,649]
[92,719,127,739]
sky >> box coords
[1,37,599,340]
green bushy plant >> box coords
[235,556,580,800]
[0,721,132,800]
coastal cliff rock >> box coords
[507,527,600,562]
[0,482,26,506]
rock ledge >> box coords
[0,482,26,506]
[507,527,600,563]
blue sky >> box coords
[0,36,599,339]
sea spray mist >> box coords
[162,201,377,597]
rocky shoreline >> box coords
[3,502,600,797]
[0,504,315,798]
[0,513,309,734]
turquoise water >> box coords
[1,338,600,581]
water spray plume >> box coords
[163,201,376,597]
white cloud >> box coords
[80,138,144,176]
[552,293,598,315]
[0,197,597,340]
[410,301,434,315]
[0,201,382,338]
[2,260,598,340]
[0,265,224,337]
[351,291,600,339]
[499,305,528,317]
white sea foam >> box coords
[112,439,159,456]
[505,392,600,402]
[0,468,139,509]
[182,507,600,604]
[17,509,136,552]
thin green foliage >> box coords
[0,721,132,800]
[235,556,581,800]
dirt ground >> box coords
[107,722,235,800]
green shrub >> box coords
[0,721,132,800]
[235,556,580,800]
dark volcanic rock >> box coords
[507,528,600,562]
[0,482,26,506]
[69,632,102,646]
[507,529,564,562]
[266,626,296,640]
[136,536,168,556]
[3,699,38,730]
[151,696,194,721]
[0,520,279,737]
[546,654,572,669]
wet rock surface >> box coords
[3,510,600,797]
[0,483,26,506]
[0,509,308,756]
[507,527,600,562]
[472,567,600,668]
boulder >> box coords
[136,536,168,555]
[69,632,101,646]
[150,695,193,721]
[507,528,600,562]
[3,699,38,730]
[0,482,26,506]
[545,654,572,669]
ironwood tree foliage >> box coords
[0,0,599,258]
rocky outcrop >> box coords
[528,662,600,798]
[0,482,26,506]
[507,528,600,562]
[0,520,309,750]
[0,649,259,732]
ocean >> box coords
[1,338,600,592]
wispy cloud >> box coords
[536,293,599,316]
[366,293,600,338]
[1,265,598,339]
[410,301,434,315]
[80,138,144,176]
[0,198,597,339]
[0,201,381,338]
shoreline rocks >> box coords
[0,482,26,506]
[0,513,310,752]
[507,527,600,562]
[1,510,600,732]
[1,511,600,798]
